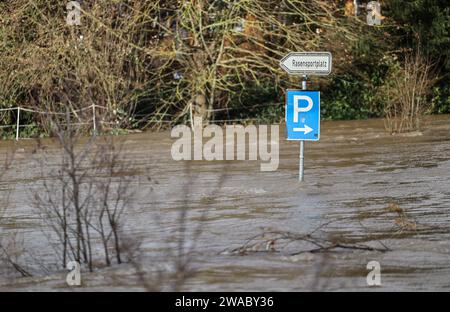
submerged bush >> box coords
[382,51,437,133]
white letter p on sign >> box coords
[293,95,313,123]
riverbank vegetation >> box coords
[0,0,449,137]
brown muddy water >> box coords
[1,116,450,291]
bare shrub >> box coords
[89,137,134,266]
[32,112,133,272]
[383,51,437,133]
[0,233,32,278]
[0,1,149,133]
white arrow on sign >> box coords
[280,52,332,76]
[293,125,313,134]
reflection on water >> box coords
[1,116,450,291]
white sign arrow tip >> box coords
[304,124,313,134]
[293,124,313,134]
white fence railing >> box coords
[0,104,105,140]
[1,101,282,140]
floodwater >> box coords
[1,116,450,291]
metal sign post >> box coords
[287,80,320,182]
[299,75,308,182]
[281,52,331,182]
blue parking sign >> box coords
[286,90,320,141]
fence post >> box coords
[16,107,20,141]
[92,104,97,135]
[189,102,194,130]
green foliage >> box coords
[217,83,283,124]
[384,0,450,115]
[19,123,43,139]
[432,86,450,114]
[386,0,450,69]
[322,74,381,120]
[321,38,391,120]
[108,128,130,136]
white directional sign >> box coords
[280,52,332,76]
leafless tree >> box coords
[88,137,134,266]
[1,0,360,131]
